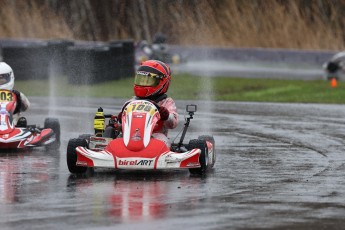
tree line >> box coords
[0,0,344,50]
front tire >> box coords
[44,118,61,150]
[188,139,209,175]
[198,135,216,169]
[67,138,88,174]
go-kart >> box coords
[67,100,215,175]
[0,90,60,150]
[135,41,186,65]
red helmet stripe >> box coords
[139,60,170,76]
[154,60,171,76]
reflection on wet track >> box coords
[1,97,345,229]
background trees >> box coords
[0,0,344,50]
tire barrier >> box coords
[0,39,51,80]
[48,39,75,76]
[67,44,111,85]
[109,39,135,79]
[0,39,136,84]
[109,43,124,81]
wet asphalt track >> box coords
[1,96,345,230]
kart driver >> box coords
[323,51,345,80]
[0,62,30,126]
[119,60,178,148]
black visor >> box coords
[0,73,11,85]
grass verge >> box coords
[14,74,345,104]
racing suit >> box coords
[12,90,30,124]
[152,96,179,148]
[121,94,178,148]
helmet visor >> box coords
[134,72,161,87]
[0,73,11,85]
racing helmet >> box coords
[0,62,14,90]
[134,60,171,98]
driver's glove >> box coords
[12,90,22,114]
[159,106,169,121]
[12,89,20,97]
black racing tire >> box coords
[198,135,216,169]
[44,118,61,150]
[188,139,209,175]
[103,126,117,139]
[67,138,88,174]
[78,134,92,143]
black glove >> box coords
[159,106,169,121]
[12,89,22,114]
[12,89,20,98]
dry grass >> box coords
[0,0,72,39]
[171,0,345,50]
[0,0,343,50]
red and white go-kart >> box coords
[0,90,60,150]
[67,100,215,175]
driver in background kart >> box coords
[0,62,30,126]
[323,51,345,80]
[118,60,178,148]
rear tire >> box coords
[188,139,208,175]
[67,138,88,174]
[198,135,216,168]
[44,118,61,150]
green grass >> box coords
[14,74,345,104]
